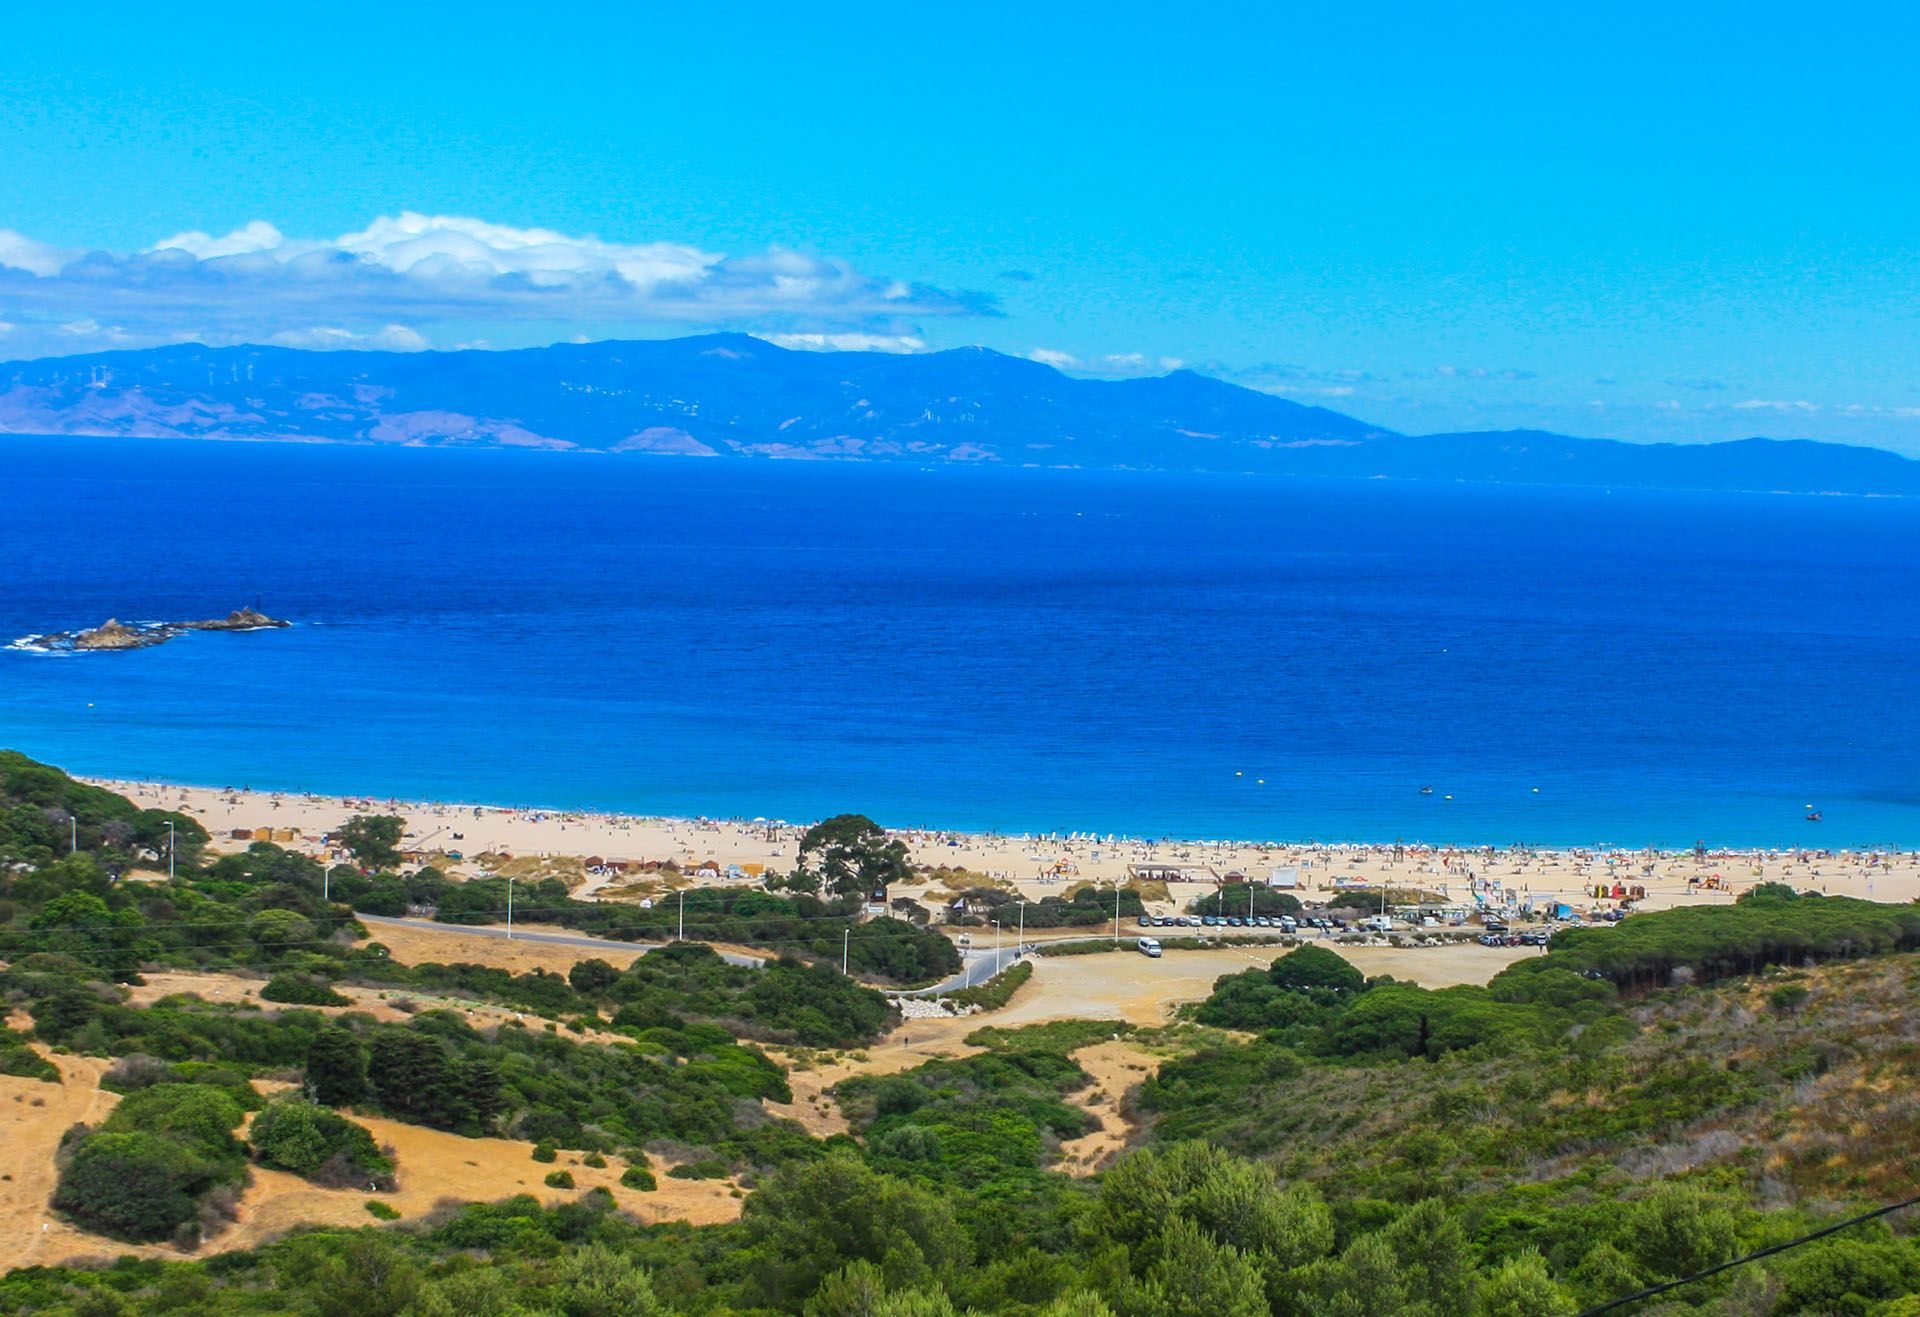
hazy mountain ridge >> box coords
[3,333,1916,494]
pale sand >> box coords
[1054,1039,1158,1175]
[92,777,1920,921]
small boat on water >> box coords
[1419,786,1434,795]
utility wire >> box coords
[1576,1192,1920,1316]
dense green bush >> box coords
[945,959,1032,1011]
[259,973,350,1006]
[1501,887,1920,992]
[0,1023,57,1081]
[251,1098,394,1188]
[1189,884,1304,919]
[51,1132,220,1242]
[50,1083,249,1242]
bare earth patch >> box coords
[0,1026,740,1272]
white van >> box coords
[1137,937,1162,958]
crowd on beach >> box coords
[93,778,1918,917]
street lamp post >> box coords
[70,816,77,854]
[162,820,175,882]
[1017,901,1024,953]
[506,875,516,941]
[678,889,685,941]
[842,927,850,976]
[993,919,1001,971]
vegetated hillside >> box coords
[6,334,1919,492]
[13,751,1920,1312]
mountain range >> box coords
[2,333,1915,495]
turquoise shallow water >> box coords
[3,434,1918,847]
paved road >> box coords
[900,943,1030,998]
[356,914,766,968]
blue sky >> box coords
[3,2,1918,450]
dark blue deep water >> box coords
[3,434,1918,846]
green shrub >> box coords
[52,1132,220,1242]
[251,1098,394,1188]
[620,1164,657,1191]
[544,1169,575,1188]
[107,1083,249,1171]
[532,1141,558,1163]
[364,1199,401,1221]
[0,1025,58,1081]
[1768,983,1811,1013]
[582,1151,607,1168]
[667,1159,730,1180]
[947,960,1033,1011]
[260,974,350,1007]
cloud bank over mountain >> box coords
[0,213,994,358]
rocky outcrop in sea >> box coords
[13,608,290,653]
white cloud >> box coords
[0,229,76,277]
[0,212,994,360]
[1839,402,1920,419]
[1027,347,1189,378]
[148,220,288,260]
[1734,399,1820,413]
[762,332,926,353]
[267,324,429,351]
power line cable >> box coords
[1576,1192,1920,1316]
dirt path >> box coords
[766,1010,991,1137]
[0,1050,117,1271]
[1054,1040,1155,1175]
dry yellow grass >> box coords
[0,1035,741,1273]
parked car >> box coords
[1137,937,1163,958]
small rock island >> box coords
[19,608,291,653]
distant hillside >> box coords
[3,333,1916,494]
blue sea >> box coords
[3,434,1918,848]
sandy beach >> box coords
[93,777,1920,918]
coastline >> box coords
[89,775,1920,916]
